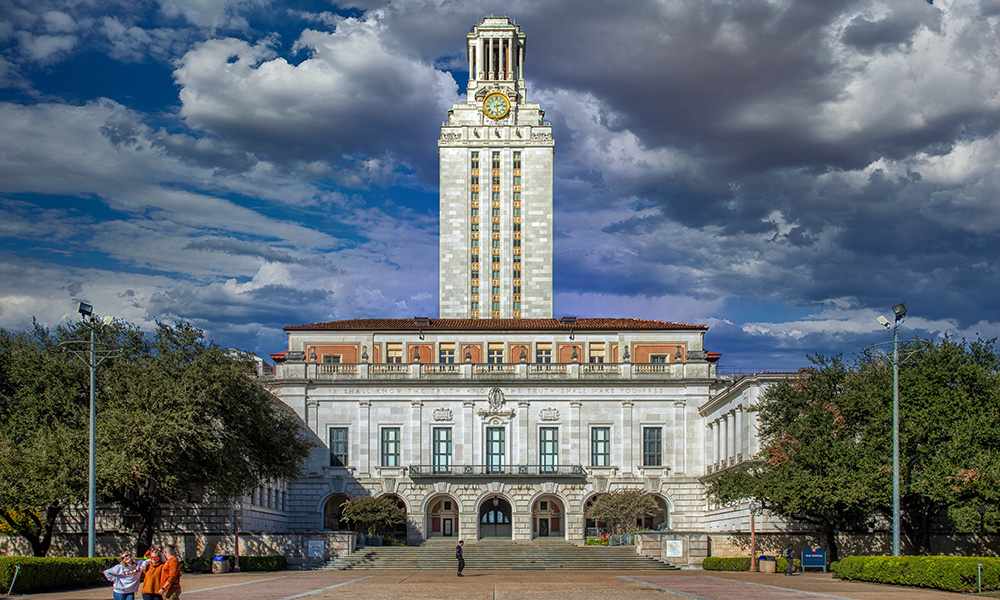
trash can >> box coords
[758,555,776,573]
[212,556,230,573]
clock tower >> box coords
[439,16,554,319]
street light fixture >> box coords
[61,303,120,558]
[875,301,909,557]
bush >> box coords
[833,556,1000,593]
[179,555,287,573]
[701,556,799,571]
[0,556,118,594]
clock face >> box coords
[482,92,511,120]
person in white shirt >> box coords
[104,552,143,600]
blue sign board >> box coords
[801,548,826,572]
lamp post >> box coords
[233,502,242,572]
[875,302,909,556]
[61,302,119,558]
[749,500,759,572]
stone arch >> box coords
[529,492,567,538]
[583,492,610,537]
[322,493,352,531]
[641,494,672,531]
[476,493,513,539]
[424,493,461,539]
[375,493,408,540]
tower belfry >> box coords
[439,16,554,319]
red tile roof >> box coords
[284,317,706,332]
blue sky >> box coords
[2,0,999,370]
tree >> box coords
[585,489,659,534]
[94,321,316,554]
[0,323,89,556]
[339,496,406,536]
[707,356,886,562]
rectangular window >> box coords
[650,354,668,364]
[488,343,503,363]
[492,152,500,169]
[386,343,402,364]
[513,151,521,169]
[381,427,401,467]
[471,151,479,169]
[322,354,341,364]
[540,427,558,472]
[589,342,606,364]
[486,427,505,472]
[536,343,552,363]
[329,427,348,467]
[433,427,452,473]
[643,427,663,467]
[591,427,610,467]
[439,344,455,364]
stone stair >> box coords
[319,537,679,570]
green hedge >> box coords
[833,556,1000,593]
[0,557,118,595]
[702,556,800,571]
[181,555,287,573]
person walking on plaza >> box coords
[158,545,182,600]
[456,540,465,577]
[783,545,795,575]
[140,549,164,600]
[104,552,142,600]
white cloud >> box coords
[17,32,76,63]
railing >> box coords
[277,361,714,381]
[408,464,585,478]
[318,363,357,375]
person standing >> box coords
[783,545,795,575]
[158,545,182,600]
[104,553,142,600]
[455,540,465,577]
[140,549,164,600]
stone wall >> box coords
[635,531,709,566]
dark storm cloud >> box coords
[148,282,333,327]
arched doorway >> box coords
[479,496,512,538]
[641,496,670,531]
[426,494,460,538]
[380,494,408,541]
[532,495,564,538]
[323,494,351,530]
[584,494,609,538]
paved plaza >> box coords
[14,569,974,600]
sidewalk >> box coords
[8,569,975,600]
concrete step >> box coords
[319,538,679,571]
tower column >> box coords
[488,37,494,79]
[477,39,484,80]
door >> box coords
[539,519,549,537]
[479,497,512,538]
[443,518,453,537]
[486,427,505,473]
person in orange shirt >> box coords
[140,549,164,600]
[158,545,182,600]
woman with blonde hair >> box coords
[103,552,142,600]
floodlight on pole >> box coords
[61,304,120,558]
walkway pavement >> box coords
[11,569,975,600]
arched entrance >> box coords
[532,495,564,538]
[479,496,512,538]
[584,494,608,538]
[323,494,351,530]
[641,496,670,531]
[426,494,460,538]
[380,494,408,541]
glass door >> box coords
[486,427,505,473]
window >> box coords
[322,354,341,364]
[488,343,503,363]
[381,427,400,467]
[589,342,606,364]
[513,151,521,169]
[439,344,455,363]
[540,427,558,472]
[471,151,479,169]
[433,427,452,472]
[329,427,348,467]
[486,427,505,472]
[650,355,668,363]
[643,427,663,467]
[386,343,402,364]
[591,427,610,466]
[492,151,500,169]
[536,343,552,363]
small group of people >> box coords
[103,544,182,600]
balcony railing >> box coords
[275,360,714,382]
[408,464,585,478]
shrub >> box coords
[0,556,118,595]
[833,556,1000,593]
[585,537,608,546]
[702,557,751,571]
[180,555,287,573]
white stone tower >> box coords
[439,16,554,319]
